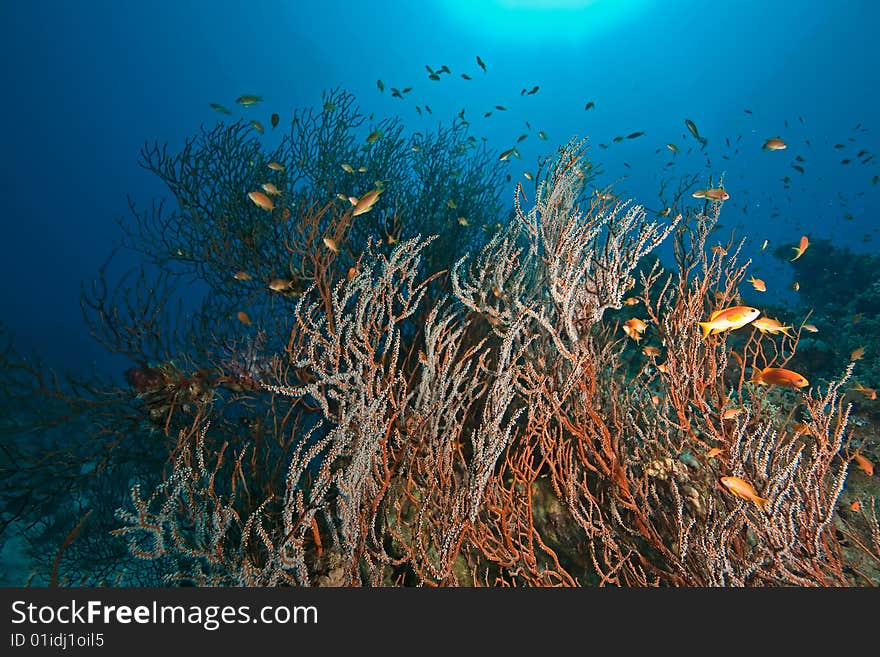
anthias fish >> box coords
[698,306,760,339]
[753,367,809,389]
[721,476,770,512]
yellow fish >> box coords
[247,191,274,211]
[747,276,766,292]
[698,305,760,339]
[352,188,382,217]
[751,317,794,338]
[721,476,770,512]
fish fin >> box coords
[698,322,713,339]
[754,496,770,513]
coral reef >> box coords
[2,93,878,587]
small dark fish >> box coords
[627,131,645,139]
[873,175,879,185]
[795,155,805,162]
[495,105,506,111]
[236,95,262,107]
[425,64,435,74]
[527,85,539,95]
[834,143,845,149]
[798,115,804,123]
[857,150,868,157]
[461,73,472,80]
[377,79,384,92]
[791,164,805,174]
[863,155,874,164]
[270,113,279,128]
[613,135,624,143]
[458,108,466,119]
[476,55,487,72]
[684,118,703,142]
[402,86,412,93]
[484,111,492,117]
[428,73,440,80]
[744,109,753,114]
[438,65,450,74]
[841,159,851,164]
[516,133,528,143]
[415,106,422,116]
[584,101,595,111]
[210,102,232,114]
[424,105,432,114]
[391,87,403,98]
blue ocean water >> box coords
[1,0,879,588]
[1,0,877,377]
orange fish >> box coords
[248,190,274,211]
[853,451,874,476]
[692,187,730,201]
[790,235,809,261]
[802,323,818,333]
[352,188,383,217]
[747,276,766,292]
[233,271,253,281]
[721,476,770,512]
[707,447,725,459]
[261,182,282,196]
[236,311,252,326]
[721,408,742,421]
[642,345,661,357]
[849,499,861,512]
[268,278,292,292]
[346,266,358,281]
[698,305,761,339]
[323,237,340,253]
[623,318,648,342]
[622,297,640,306]
[753,367,809,389]
[752,317,794,338]
[267,161,285,171]
[851,346,865,361]
[791,422,812,435]
[852,382,877,400]
[762,137,787,151]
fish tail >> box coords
[698,322,713,340]
[754,496,771,513]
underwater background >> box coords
[1,0,878,586]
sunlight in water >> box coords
[442,0,653,44]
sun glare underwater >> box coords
[0,0,879,588]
